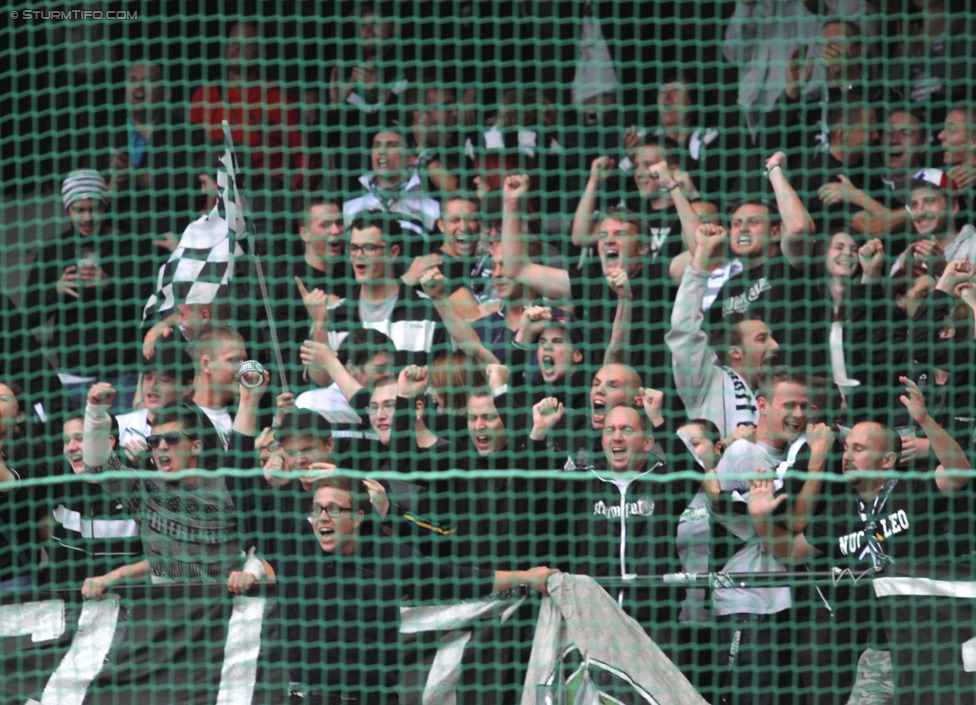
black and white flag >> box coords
[141,122,247,324]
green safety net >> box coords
[2,2,976,704]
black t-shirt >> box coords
[806,475,952,649]
[709,255,823,369]
[807,476,950,570]
[269,257,349,389]
[24,229,162,377]
[569,258,674,392]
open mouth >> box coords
[353,263,368,276]
[591,398,606,424]
[375,157,390,169]
[735,235,752,248]
[156,453,173,471]
[784,418,803,433]
[603,247,621,267]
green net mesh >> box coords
[2,2,976,703]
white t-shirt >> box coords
[295,384,362,425]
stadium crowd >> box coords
[3,1,976,704]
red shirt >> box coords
[189,82,305,188]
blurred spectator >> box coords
[115,341,194,449]
[0,380,49,590]
[189,326,248,447]
[24,170,159,410]
[189,20,305,234]
[343,129,441,252]
[794,101,881,234]
[97,60,207,241]
[939,103,976,205]
[402,80,462,196]
[884,0,976,110]
[270,198,348,387]
[42,413,141,589]
[297,328,395,426]
[891,169,976,278]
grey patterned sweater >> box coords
[83,404,244,582]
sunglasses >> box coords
[146,431,192,449]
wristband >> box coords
[766,163,781,174]
[663,182,680,193]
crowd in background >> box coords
[3,1,976,704]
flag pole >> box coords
[221,121,289,392]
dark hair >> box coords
[758,367,808,402]
[153,402,223,471]
[277,409,333,443]
[350,209,404,259]
[62,410,120,444]
[300,196,342,230]
[142,337,195,386]
[311,474,372,515]
[729,198,782,227]
[153,402,202,438]
[708,311,767,364]
[686,418,722,444]
[336,328,396,369]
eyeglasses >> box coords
[310,503,353,519]
[259,440,280,453]
[367,400,397,414]
[348,243,386,256]
[147,431,192,448]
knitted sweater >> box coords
[83,404,245,582]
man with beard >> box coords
[667,226,780,439]
[890,169,976,279]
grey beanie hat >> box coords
[61,169,109,210]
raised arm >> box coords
[300,340,363,403]
[765,152,816,266]
[501,174,571,302]
[296,277,336,387]
[603,269,633,366]
[651,160,704,256]
[899,376,971,495]
[420,270,499,366]
[571,156,615,247]
[665,225,727,415]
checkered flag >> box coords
[142,123,247,324]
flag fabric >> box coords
[141,122,247,325]
[2,584,530,705]
[522,573,707,705]
[873,562,976,704]
[1,584,284,705]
